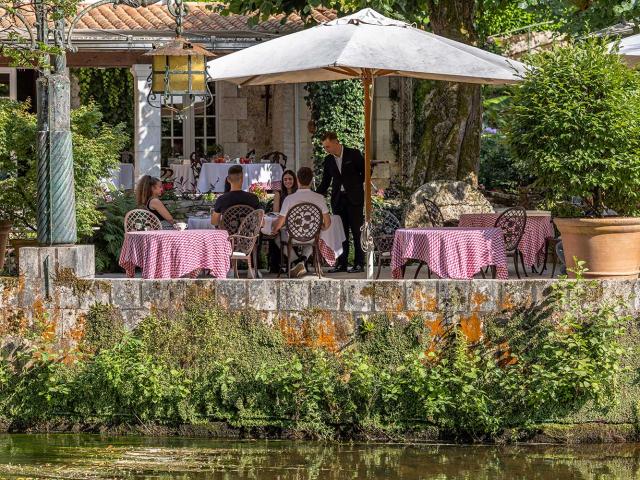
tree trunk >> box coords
[411,0,482,188]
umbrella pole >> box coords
[363,74,374,279]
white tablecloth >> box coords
[170,163,196,193]
[197,163,284,193]
[109,163,134,190]
[187,215,215,230]
[261,214,346,260]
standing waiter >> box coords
[316,131,365,273]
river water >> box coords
[1,434,639,479]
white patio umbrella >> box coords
[207,8,526,277]
[614,34,640,66]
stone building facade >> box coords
[1,2,400,188]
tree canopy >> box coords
[218,0,640,37]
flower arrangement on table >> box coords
[249,183,274,212]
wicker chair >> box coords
[494,206,528,279]
[423,198,445,227]
[124,209,162,232]
[280,202,323,279]
[261,151,288,169]
[414,199,446,279]
[539,218,561,277]
[220,204,256,235]
[372,209,401,279]
[229,209,265,279]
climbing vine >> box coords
[304,80,364,176]
[74,68,134,149]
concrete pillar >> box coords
[131,64,161,180]
[271,84,296,165]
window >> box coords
[0,69,16,100]
[160,81,217,166]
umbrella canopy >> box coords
[207,8,526,277]
[208,8,526,86]
[615,34,640,66]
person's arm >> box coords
[315,156,331,196]
[321,212,331,231]
[211,198,222,226]
[353,148,366,182]
[149,198,174,224]
[271,215,286,234]
[273,191,281,212]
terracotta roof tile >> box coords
[0,2,336,36]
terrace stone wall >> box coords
[1,276,639,346]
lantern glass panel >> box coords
[152,56,167,93]
[169,55,189,93]
[191,55,206,92]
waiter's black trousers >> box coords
[335,193,365,268]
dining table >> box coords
[458,212,554,269]
[197,163,283,193]
[119,230,231,279]
[391,227,508,280]
[169,163,197,193]
[261,213,346,266]
[187,214,215,230]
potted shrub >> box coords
[507,38,640,279]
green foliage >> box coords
[93,191,136,273]
[75,336,193,422]
[74,68,134,148]
[0,99,129,237]
[479,131,532,191]
[0,274,629,439]
[506,38,640,217]
[305,81,364,177]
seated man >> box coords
[271,166,331,277]
[211,165,260,226]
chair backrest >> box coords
[261,151,287,169]
[285,202,322,243]
[372,209,401,253]
[124,209,162,232]
[494,207,527,251]
[220,204,255,235]
[230,209,265,255]
[423,198,445,227]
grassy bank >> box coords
[0,272,635,442]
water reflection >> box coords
[0,434,639,479]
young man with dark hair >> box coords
[210,165,259,226]
[271,166,331,277]
[316,131,365,273]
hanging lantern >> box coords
[145,37,216,109]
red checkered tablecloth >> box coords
[391,227,508,280]
[458,213,554,268]
[119,230,232,279]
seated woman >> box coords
[269,169,299,273]
[136,175,176,229]
[273,169,298,213]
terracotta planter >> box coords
[0,220,11,272]
[555,217,640,280]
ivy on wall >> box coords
[304,80,364,176]
[74,68,134,150]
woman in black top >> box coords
[136,175,176,228]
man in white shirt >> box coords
[271,167,331,277]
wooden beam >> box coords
[0,51,151,68]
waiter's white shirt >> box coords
[334,145,345,192]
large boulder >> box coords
[404,180,493,227]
